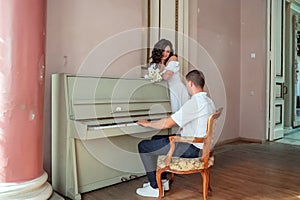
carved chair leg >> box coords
[208,169,212,192]
[156,169,164,200]
[201,170,209,200]
[169,172,175,185]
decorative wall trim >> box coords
[175,0,179,52]
[275,104,283,125]
[146,0,189,75]
[275,83,283,98]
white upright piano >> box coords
[51,74,171,199]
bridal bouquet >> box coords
[144,68,166,83]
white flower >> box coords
[147,68,165,82]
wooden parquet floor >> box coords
[65,142,300,200]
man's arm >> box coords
[137,117,176,129]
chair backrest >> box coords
[201,108,223,161]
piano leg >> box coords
[68,138,82,200]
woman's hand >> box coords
[162,70,174,81]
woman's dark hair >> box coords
[186,70,205,88]
[150,39,174,65]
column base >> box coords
[0,172,53,200]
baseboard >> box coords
[215,138,240,147]
[238,137,266,144]
[215,137,265,147]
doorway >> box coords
[292,24,300,128]
[268,0,300,142]
[274,0,300,145]
[285,2,300,129]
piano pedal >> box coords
[129,175,138,179]
[121,177,129,182]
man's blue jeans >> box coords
[138,135,202,189]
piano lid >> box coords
[66,75,172,121]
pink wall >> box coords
[0,0,46,182]
[195,0,267,142]
[240,0,267,140]
[197,0,241,141]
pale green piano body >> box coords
[51,74,172,199]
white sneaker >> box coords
[136,185,163,197]
[142,179,170,191]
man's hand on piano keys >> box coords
[137,117,176,130]
[137,119,150,127]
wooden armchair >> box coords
[156,108,223,200]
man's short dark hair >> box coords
[186,70,205,88]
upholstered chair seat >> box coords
[157,155,214,171]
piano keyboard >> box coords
[87,122,138,130]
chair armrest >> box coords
[163,136,206,166]
[169,136,206,144]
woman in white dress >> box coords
[148,39,189,112]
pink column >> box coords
[0,0,52,199]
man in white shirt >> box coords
[136,70,216,198]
